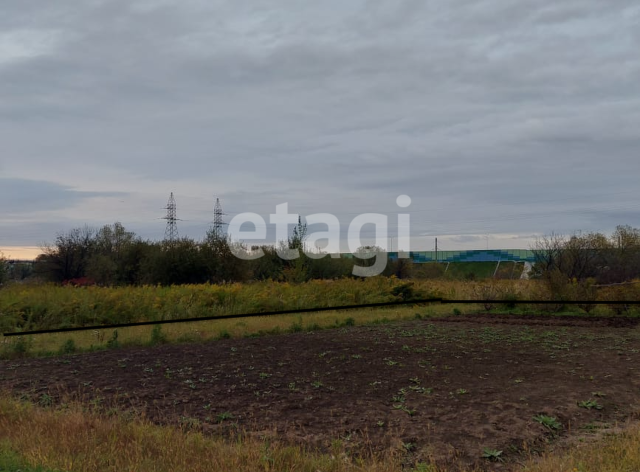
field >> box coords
[2,310,640,471]
[1,278,640,471]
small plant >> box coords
[578,399,603,410]
[38,393,53,407]
[343,317,355,327]
[413,463,436,472]
[456,388,468,395]
[11,337,30,356]
[59,339,76,355]
[150,325,167,345]
[534,414,562,431]
[179,416,201,428]
[218,330,231,339]
[403,442,416,451]
[376,420,385,427]
[311,381,324,388]
[106,330,119,349]
[216,412,234,422]
[453,308,462,316]
[481,448,503,462]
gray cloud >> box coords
[0,178,124,214]
[1,0,639,250]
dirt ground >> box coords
[2,314,640,470]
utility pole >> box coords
[162,192,179,243]
[435,237,438,263]
[210,197,228,240]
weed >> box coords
[403,442,416,451]
[106,330,119,349]
[179,416,201,428]
[413,463,437,472]
[578,399,603,410]
[216,412,235,422]
[482,448,504,462]
[38,392,53,407]
[534,414,562,431]
[150,325,167,345]
[59,339,76,355]
[11,336,30,356]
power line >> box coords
[162,192,179,243]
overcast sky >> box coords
[1,0,639,258]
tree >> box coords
[288,216,308,251]
[531,227,640,284]
[86,222,138,285]
[36,226,97,282]
[202,232,252,283]
[0,251,7,286]
[352,245,388,277]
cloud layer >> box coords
[1,0,639,251]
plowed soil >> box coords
[2,314,640,470]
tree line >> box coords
[29,221,410,286]
[531,225,640,284]
[5,222,639,287]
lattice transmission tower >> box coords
[162,192,179,242]
[210,197,228,240]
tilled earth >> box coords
[2,314,640,470]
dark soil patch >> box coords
[2,316,640,470]
[438,313,640,328]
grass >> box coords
[2,394,640,472]
[0,304,455,359]
[2,277,639,360]
[0,395,403,472]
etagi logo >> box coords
[228,195,412,277]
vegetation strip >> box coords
[3,298,443,336]
[7,297,640,337]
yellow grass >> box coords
[0,396,404,472]
[521,425,640,472]
[2,395,640,472]
[1,303,466,358]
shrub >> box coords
[150,325,167,345]
[106,330,120,349]
[59,338,76,355]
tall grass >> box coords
[2,395,640,472]
[0,278,409,332]
[0,396,404,472]
[0,278,547,333]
